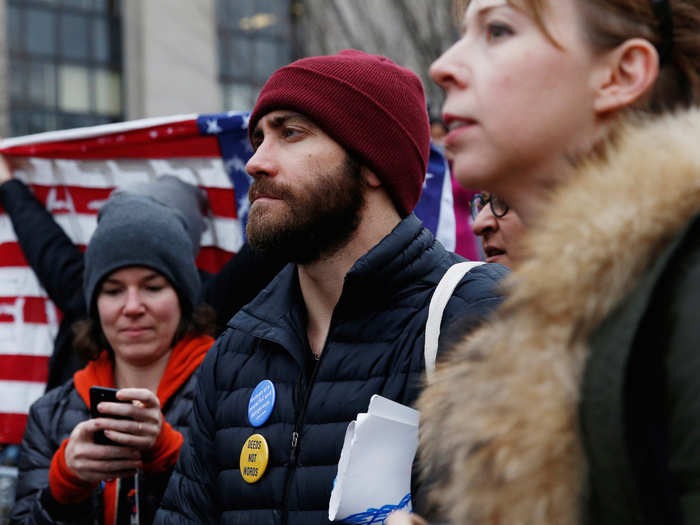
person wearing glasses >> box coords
[388,0,700,523]
[470,192,524,268]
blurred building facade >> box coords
[0,0,458,138]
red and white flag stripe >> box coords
[0,114,245,444]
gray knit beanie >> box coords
[112,175,208,257]
[83,193,201,316]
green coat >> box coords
[584,213,700,524]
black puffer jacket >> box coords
[156,215,507,525]
[10,372,199,524]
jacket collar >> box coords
[417,108,700,524]
[229,214,437,355]
[345,214,433,284]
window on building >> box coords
[216,0,294,112]
[7,0,123,136]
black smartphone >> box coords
[89,386,131,446]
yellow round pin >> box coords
[240,433,269,484]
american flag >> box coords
[0,111,456,444]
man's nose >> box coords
[246,140,278,179]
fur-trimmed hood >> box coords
[417,108,700,524]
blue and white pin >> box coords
[248,379,276,427]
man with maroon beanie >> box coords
[156,50,506,525]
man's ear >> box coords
[592,38,659,114]
[362,166,382,188]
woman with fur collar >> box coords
[390,0,700,523]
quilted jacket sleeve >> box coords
[10,395,95,525]
[154,343,222,524]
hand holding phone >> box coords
[89,386,132,446]
[89,386,164,451]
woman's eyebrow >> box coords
[462,3,504,34]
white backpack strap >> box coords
[424,261,485,381]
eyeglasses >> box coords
[469,192,509,221]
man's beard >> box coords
[246,156,365,264]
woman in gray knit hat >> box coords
[11,193,216,525]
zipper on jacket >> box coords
[281,351,324,525]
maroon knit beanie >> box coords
[249,49,430,216]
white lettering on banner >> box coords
[0,297,24,323]
[0,298,26,358]
[45,187,76,214]
[0,297,24,351]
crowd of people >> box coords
[2,0,700,523]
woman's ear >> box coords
[592,38,659,114]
